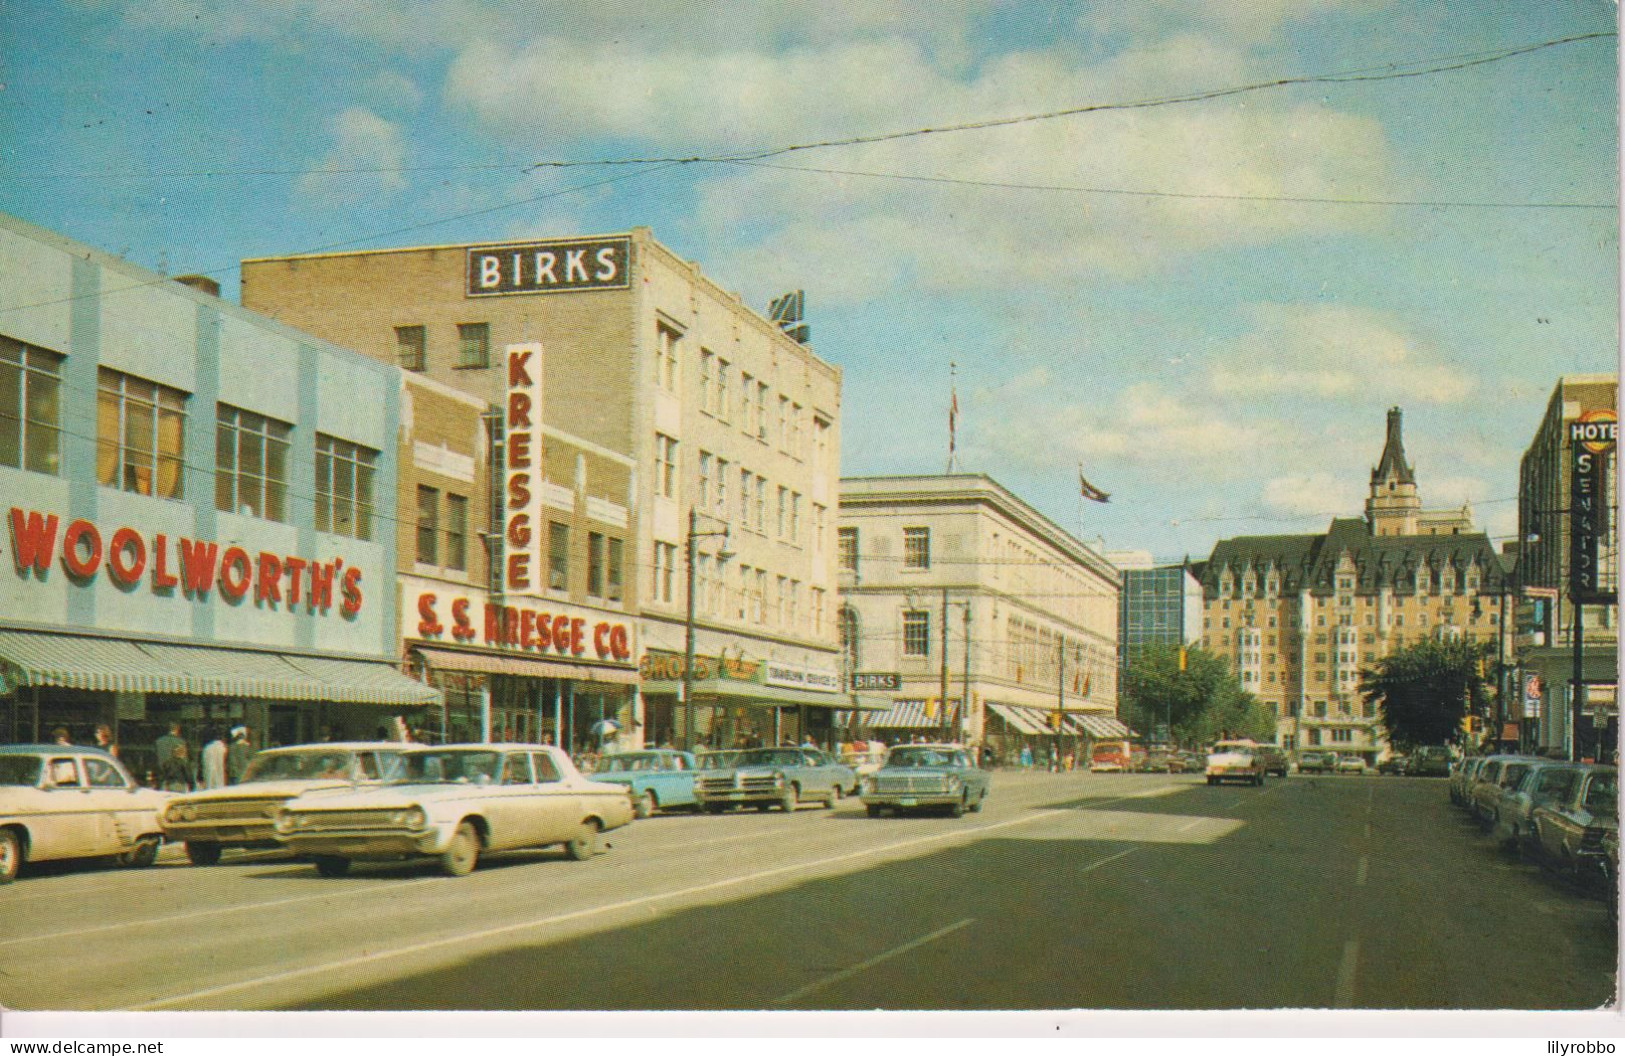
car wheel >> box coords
[314,855,351,878]
[970,791,986,813]
[1206,776,1217,786]
[866,804,884,818]
[780,785,799,813]
[825,786,842,808]
[704,803,728,814]
[440,822,480,876]
[634,791,657,820]
[185,841,223,867]
[0,829,21,884]
[565,820,602,861]
[949,794,967,818]
[120,834,161,869]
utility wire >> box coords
[526,32,1615,170]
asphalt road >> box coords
[1,771,1615,1012]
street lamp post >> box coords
[682,508,733,754]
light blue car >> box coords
[590,749,699,818]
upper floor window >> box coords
[396,325,426,371]
[588,531,607,598]
[445,493,468,572]
[315,433,377,540]
[0,336,63,476]
[416,485,439,564]
[655,433,678,500]
[656,323,680,392]
[903,526,931,570]
[455,323,490,369]
[217,405,291,521]
[902,609,931,656]
[838,527,858,573]
[548,521,570,591]
[606,537,624,602]
[715,358,732,422]
[98,367,186,500]
[754,381,769,441]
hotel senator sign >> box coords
[466,238,632,297]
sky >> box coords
[2,0,1617,567]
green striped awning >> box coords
[0,630,439,706]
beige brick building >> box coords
[1197,408,1512,761]
[242,230,843,751]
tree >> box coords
[1121,644,1275,747]
[1359,637,1493,749]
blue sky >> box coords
[3,0,1617,565]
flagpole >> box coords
[946,362,957,475]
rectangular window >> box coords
[696,553,713,615]
[455,323,490,369]
[416,485,439,565]
[314,433,377,540]
[656,323,680,392]
[755,381,769,441]
[698,451,713,511]
[903,610,931,656]
[588,531,606,598]
[813,503,826,555]
[716,359,731,422]
[549,521,570,591]
[655,433,678,500]
[903,526,931,569]
[396,325,426,371]
[740,372,754,435]
[791,403,803,458]
[778,395,790,450]
[791,493,802,544]
[700,350,715,414]
[216,404,292,522]
[838,527,858,573]
[651,544,674,605]
[753,475,766,531]
[607,537,624,602]
[737,467,751,526]
[714,456,729,521]
[98,367,187,499]
[0,336,63,475]
[445,494,468,572]
[755,568,767,622]
[776,486,788,538]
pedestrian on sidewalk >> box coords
[226,726,253,784]
[94,724,119,758]
[200,726,227,790]
[156,722,191,792]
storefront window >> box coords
[0,335,63,476]
[98,367,187,499]
[216,404,291,521]
[315,433,377,540]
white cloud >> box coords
[295,107,408,205]
[1261,473,1360,517]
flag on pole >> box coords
[948,385,958,456]
[1079,465,1110,503]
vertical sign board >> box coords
[504,343,545,594]
[1569,409,1617,605]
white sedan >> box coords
[274,744,635,877]
[0,744,172,883]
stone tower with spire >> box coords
[1366,406,1421,536]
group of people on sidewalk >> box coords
[152,723,255,791]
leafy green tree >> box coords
[1121,644,1274,747]
[1359,637,1492,749]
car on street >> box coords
[860,743,990,817]
[273,743,634,877]
[839,743,889,793]
[1465,756,1526,824]
[1530,764,1618,882]
[1255,744,1289,778]
[1601,825,1619,927]
[1135,751,1172,773]
[1377,754,1408,776]
[1336,754,1367,775]
[1492,761,1581,857]
[1471,756,1538,831]
[1450,756,1489,807]
[1297,751,1336,774]
[1409,745,1453,777]
[0,744,171,884]
[1205,741,1265,786]
[590,748,699,818]
[692,747,855,812]
[1089,740,1132,773]
[159,741,409,864]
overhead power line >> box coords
[526,32,1615,170]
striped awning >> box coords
[864,700,942,729]
[0,630,439,706]
[415,647,640,686]
[986,701,1048,735]
[1078,714,1134,738]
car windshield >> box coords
[887,747,960,768]
[594,754,657,773]
[0,755,42,786]
[1583,773,1618,815]
[731,749,806,768]
[696,751,741,770]
[397,749,502,784]
[243,750,359,782]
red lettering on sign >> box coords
[593,622,609,658]
[309,560,337,610]
[507,432,530,468]
[569,617,585,656]
[503,606,520,647]
[507,473,530,508]
[107,527,146,586]
[508,391,531,429]
[484,602,501,644]
[218,547,251,600]
[283,556,307,605]
[519,608,537,649]
[9,508,58,573]
[609,624,630,661]
[508,349,533,387]
[507,552,531,591]
[507,513,531,548]
[340,567,362,617]
[451,598,474,641]
[417,593,442,636]
[150,534,179,590]
[256,552,283,604]
[61,520,102,579]
[179,538,219,596]
[551,614,571,652]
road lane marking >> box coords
[1334,938,1360,1007]
[771,918,976,1006]
[1356,856,1369,886]
[129,805,1077,1010]
[1178,818,1206,833]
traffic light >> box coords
[1178,646,1188,672]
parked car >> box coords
[159,741,408,864]
[692,747,855,812]
[1492,761,1581,856]
[1409,745,1452,777]
[1530,764,1618,882]
[273,743,634,877]
[0,744,171,884]
[1089,740,1132,773]
[591,749,698,818]
[1466,756,1528,823]
[1136,751,1172,774]
[1471,756,1538,830]
[1255,744,1289,778]
[1601,825,1619,927]
[1206,741,1265,786]
[1377,754,1408,776]
[860,744,991,818]
[839,744,889,793]
[1297,751,1336,774]
[1450,756,1489,807]
[1336,754,1367,775]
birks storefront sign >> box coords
[466,238,632,297]
[7,506,366,615]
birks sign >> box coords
[503,343,545,595]
[466,238,632,297]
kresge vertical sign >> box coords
[504,343,544,594]
[1569,408,1617,605]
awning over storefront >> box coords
[639,677,850,708]
[0,630,439,706]
[1078,714,1134,738]
[986,701,1048,735]
[414,646,640,686]
[864,700,945,729]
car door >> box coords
[38,756,98,859]
[530,751,582,844]
[80,754,143,853]
[661,752,697,807]
[800,750,833,797]
[486,751,538,850]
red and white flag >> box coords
[1079,466,1110,503]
